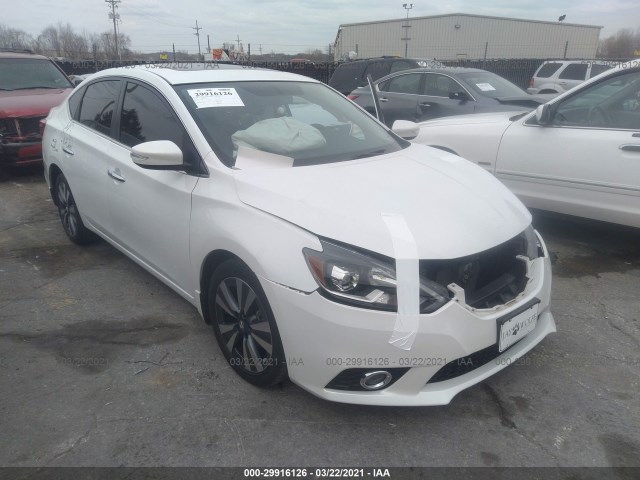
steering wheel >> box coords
[587,105,609,126]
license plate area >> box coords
[497,299,540,352]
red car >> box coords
[0,50,74,167]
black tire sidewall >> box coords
[54,173,94,245]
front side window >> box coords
[559,63,588,81]
[552,70,640,129]
[78,80,121,136]
[174,81,407,168]
[590,64,612,78]
[380,73,421,94]
[0,58,73,90]
[423,74,465,97]
[119,82,182,148]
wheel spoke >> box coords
[250,331,272,355]
[220,281,240,314]
[218,322,236,334]
[242,337,252,371]
[242,288,257,314]
[246,335,264,372]
[250,319,271,333]
[225,330,239,352]
[216,291,236,317]
[235,279,244,311]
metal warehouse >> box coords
[334,13,602,61]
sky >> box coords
[4,0,639,54]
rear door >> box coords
[415,73,476,121]
[65,79,122,235]
[376,72,422,126]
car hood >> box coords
[419,111,521,127]
[233,143,531,259]
[0,88,72,118]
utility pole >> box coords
[105,0,121,60]
[172,43,176,61]
[193,20,202,60]
[207,34,211,54]
[402,3,413,58]
[259,44,263,56]
[248,43,251,61]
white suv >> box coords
[527,60,611,94]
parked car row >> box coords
[346,67,554,126]
[414,60,640,228]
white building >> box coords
[334,13,602,61]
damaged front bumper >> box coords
[260,234,555,406]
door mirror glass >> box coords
[131,140,183,169]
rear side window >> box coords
[590,64,612,78]
[390,60,415,74]
[78,80,120,136]
[329,63,364,87]
[559,63,588,80]
[536,63,562,78]
[381,73,422,94]
[363,61,392,82]
[119,82,182,148]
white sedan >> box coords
[42,64,554,406]
[414,60,640,228]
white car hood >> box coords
[419,111,523,127]
[233,144,531,259]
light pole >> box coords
[402,3,413,58]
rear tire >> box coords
[54,173,97,245]
[208,259,288,387]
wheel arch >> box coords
[199,249,241,324]
[48,164,64,206]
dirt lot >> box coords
[1,167,639,467]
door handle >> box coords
[419,102,431,108]
[62,146,74,155]
[619,144,640,152]
[379,97,389,102]
[107,168,126,182]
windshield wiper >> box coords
[351,148,387,160]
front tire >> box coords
[208,259,288,387]
[54,173,96,245]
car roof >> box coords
[91,63,319,85]
[373,67,488,84]
[0,51,52,60]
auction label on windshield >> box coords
[188,87,245,108]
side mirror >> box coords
[72,77,83,86]
[391,120,419,140]
[131,140,183,169]
[449,91,469,101]
[535,104,552,125]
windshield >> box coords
[174,81,408,167]
[0,58,73,90]
[457,72,526,98]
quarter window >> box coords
[559,63,588,81]
[535,63,562,78]
[78,80,120,136]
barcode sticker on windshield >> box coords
[187,88,245,108]
[476,83,496,91]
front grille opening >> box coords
[421,233,529,309]
[325,368,410,391]
[427,344,500,384]
[18,117,44,139]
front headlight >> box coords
[303,240,450,313]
